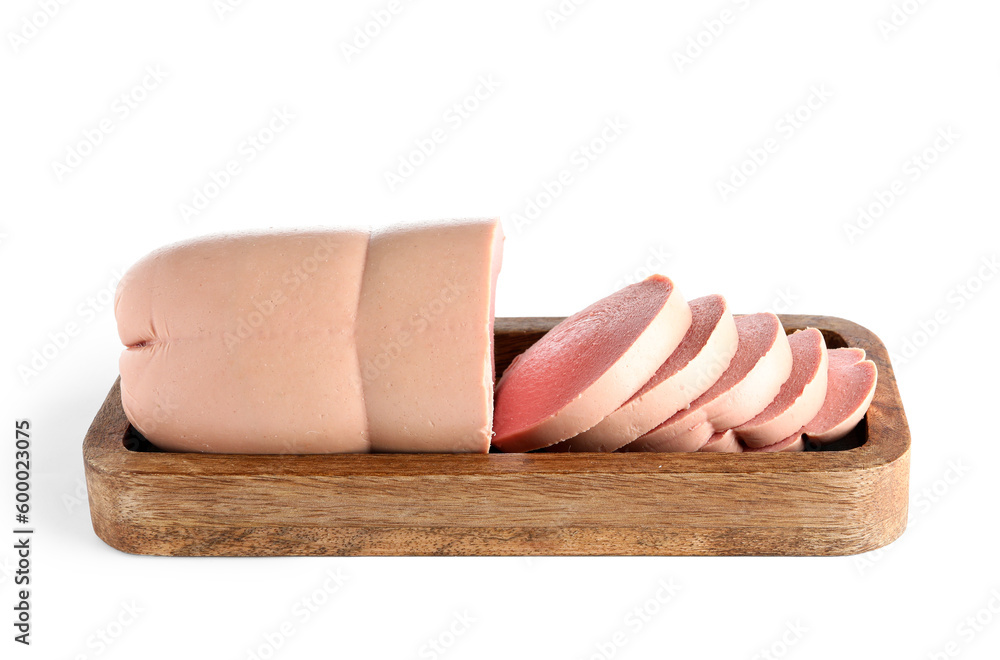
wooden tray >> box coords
[84,315,910,557]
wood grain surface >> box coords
[83,315,910,557]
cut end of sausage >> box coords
[492,275,692,452]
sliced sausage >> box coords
[492,275,692,452]
[699,430,743,453]
[622,313,793,452]
[551,295,738,452]
[742,434,804,452]
[734,328,828,449]
[800,347,877,443]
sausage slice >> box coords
[492,275,692,452]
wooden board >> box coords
[83,315,910,557]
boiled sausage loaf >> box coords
[115,219,503,453]
[116,229,371,453]
[357,220,503,452]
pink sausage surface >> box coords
[735,328,828,448]
[624,313,792,452]
[357,219,503,452]
[492,275,692,452]
[554,294,738,452]
[117,229,371,453]
[699,430,743,453]
[116,219,504,454]
[801,347,877,443]
[742,434,804,452]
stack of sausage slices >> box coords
[492,275,877,453]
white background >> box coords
[2,0,999,658]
